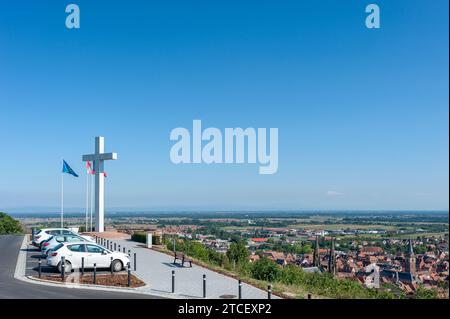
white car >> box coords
[41,234,93,256]
[32,228,95,247]
[47,242,130,273]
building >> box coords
[405,239,416,275]
[313,236,320,267]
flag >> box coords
[86,161,95,175]
[62,160,79,177]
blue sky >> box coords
[0,0,448,212]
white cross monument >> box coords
[82,136,117,232]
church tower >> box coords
[328,237,336,275]
[313,236,320,267]
[405,239,416,275]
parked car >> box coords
[32,228,95,247]
[41,234,93,256]
[47,242,130,273]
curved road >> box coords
[0,235,161,299]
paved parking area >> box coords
[0,235,159,298]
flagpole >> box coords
[85,168,89,232]
[90,172,94,232]
[61,169,64,228]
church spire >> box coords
[405,238,416,275]
[313,236,320,267]
[408,238,414,256]
[328,237,336,275]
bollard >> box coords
[118,244,121,252]
[127,262,131,287]
[238,279,242,299]
[93,263,97,284]
[61,256,65,281]
[307,293,312,299]
[81,257,85,276]
[134,253,137,271]
[203,274,206,298]
[267,285,272,299]
[110,256,114,275]
[114,243,117,251]
[123,247,126,253]
[128,249,131,257]
[38,258,42,278]
[171,270,175,293]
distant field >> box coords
[396,232,448,239]
[287,224,398,230]
[223,224,398,231]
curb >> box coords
[28,275,143,292]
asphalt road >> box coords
[0,235,161,299]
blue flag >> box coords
[62,160,79,177]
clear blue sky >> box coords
[0,1,448,212]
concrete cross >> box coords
[82,136,117,232]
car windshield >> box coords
[53,243,64,251]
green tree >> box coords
[226,241,249,265]
[0,212,23,234]
[250,257,280,282]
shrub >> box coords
[250,257,280,282]
[0,212,23,234]
[131,232,147,243]
[163,237,225,266]
[415,286,438,299]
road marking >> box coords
[13,235,28,280]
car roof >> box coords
[52,233,83,237]
[50,234,84,240]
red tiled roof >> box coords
[251,238,268,243]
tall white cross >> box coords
[82,136,117,232]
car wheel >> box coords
[57,261,72,273]
[112,259,123,272]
